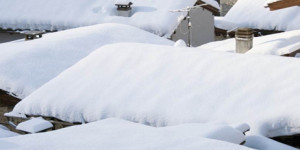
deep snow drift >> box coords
[12,43,300,137]
[199,29,300,55]
[215,0,300,31]
[0,23,173,99]
[0,0,218,37]
[0,118,252,150]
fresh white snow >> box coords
[0,125,19,138]
[0,118,252,150]
[12,43,300,137]
[0,0,218,37]
[215,0,300,31]
[115,0,131,5]
[199,29,300,55]
[174,39,187,47]
[16,117,53,133]
[0,23,173,99]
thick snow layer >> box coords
[245,136,298,150]
[201,0,220,10]
[0,23,173,99]
[0,125,19,138]
[16,117,53,133]
[215,0,300,31]
[199,29,300,55]
[13,43,300,137]
[215,17,237,31]
[0,0,218,37]
[174,39,187,47]
[0,118,252,150]
[115,0,131,5]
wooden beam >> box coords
[196,0,220,16]
[267,0,300,11]
[0,89,20,106]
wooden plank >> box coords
[196,0,220,16]
[267,0,300,11]
[0,89,20,106]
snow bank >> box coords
[0,0,218,37]
[0,125,19,138]
[0,23,173,99]
[12,43,300,137]
[215,0,300,31]
[0,118,252,150]
[199,29,300,55]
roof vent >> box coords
[235,28,253,53]
[115,0,133,17]
[20,31,45,41]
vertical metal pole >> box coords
[187,11,191,47]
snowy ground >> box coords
[11,43,300,138]
[0,118,253,150]
[199,29,300,55]
[0,23,173,99]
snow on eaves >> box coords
[201,0,220,10]
[0,118,252,150]
[0,0,218,37]
[215,0,300,31]
[199,29,300,56]
[0,23,173,99]
[13,43,300,137]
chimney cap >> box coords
[115,0,133,6]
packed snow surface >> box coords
[215,0,300,31]
[199,29,300,55]
[0,118,252,150]
[0,0,218,37]
[13,43,300,137]
[16,117,53,133]
[0,125,19,138]
[0,23,173,99]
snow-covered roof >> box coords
[0,23,173,99]
[0,118,252,150]
[201,0,220,10]
[0,0,219,37]
[199,29,300,56]
[215,0,300,31]
[13,43,300,137]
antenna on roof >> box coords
[170,4,208,47]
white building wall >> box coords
[171,8,215,47]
